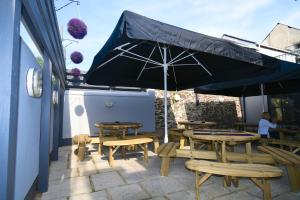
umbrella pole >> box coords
[260,83,265,112]
[163,48,168,143]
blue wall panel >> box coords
[14,40,41,200]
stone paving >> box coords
[35,145,300,200]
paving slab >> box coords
[69,190,108,200]
[49,168,78,181]
[197,180,232,199]
[140,176,187,197]
[57,152,69,162]
[246,176,290,198]
[59,145,75,152]
[108,183,150,200]
[149,197,167,200]
[41,176,92,200]
[78,163,98,176]
[94,162,118,173]
[91,171,125,191]
[49,160,68,171]
[273,192,300,200]
[70,159,95,169]
[166,190,196,200]
[216,191,260,200]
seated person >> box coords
[258,112,277,139]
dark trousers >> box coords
[260,134,268,139]
[269,130,280,139]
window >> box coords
[20,20,44,67]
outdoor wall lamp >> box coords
[26,68,43,98]
[174,94,181,101]
[105,101,113,108]
[52,90,59,104]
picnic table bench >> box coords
[103,138,153,166]
[266,139,300,153]
[186,160,283,200]
[91,132,160,153]
[258,145,300,192]
[157,142,274,176]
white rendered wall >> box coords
[245,95,268,124]
[63,89,156,138]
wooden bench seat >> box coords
[157,142,274,176]
[92,132,160,154]
[266,139,300,153]
[186,160,283,200]
[103,138,153,166]
[258,145,300,192]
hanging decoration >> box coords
[70,67,81,77]
[67,18,87,39]
[70,51,83,64]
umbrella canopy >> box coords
[85,10,286,142]
[85,10,282,90]
[194,60,300,97]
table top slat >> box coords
[103,138,153,146]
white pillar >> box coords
[163,47,168,143]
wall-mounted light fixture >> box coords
[52,90,59,105]
[26,68,43,98]
[105,101,113,108]
[174,94,181,101]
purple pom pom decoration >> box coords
[67,18,87,39]
[70,51,83,64]
[71,68,81,77]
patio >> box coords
[35,142,299,200]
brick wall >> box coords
[155,90,242,129]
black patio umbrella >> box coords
[194,60,300,110]
[194,77,300,97]
[85,11,285,142]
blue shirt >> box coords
[258,119,277,137]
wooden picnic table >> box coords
[184,130,260,161]
[95,122,142,154]
[169,128,242,149]
[268,128,300,150]
[95,122,142,138]
[184,130,260,186]
[178,120,216,130]
[274,128,300,140]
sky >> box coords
[54,0,300,71]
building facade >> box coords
[0,1,65,199]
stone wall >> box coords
[155,89,242,129]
